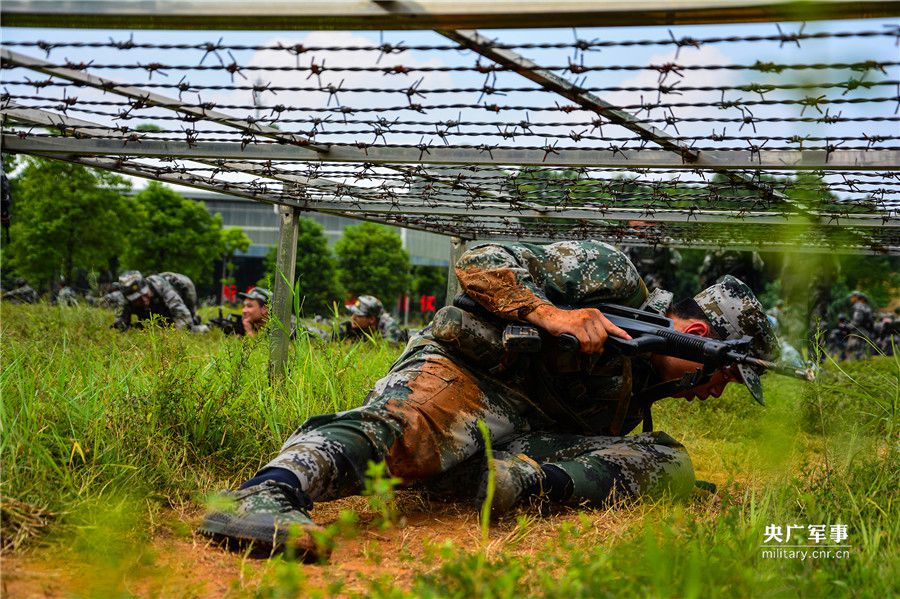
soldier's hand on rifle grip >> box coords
[525,304,631,354]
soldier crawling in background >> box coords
[113,271,208,333]
[828,314,852,361]
[698,249,766,294]
[876,307,900,356]
[846,291,875,359]
[1,278,39,304]
[621,245,682,292]
[333,295,408,344]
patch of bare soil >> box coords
[1,489,720,598]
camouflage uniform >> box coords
[335,295,407,344]
[828,316,852,361]
[2,283,38,304]
[698,249,765,293]
[621,245,682,292]
[847,292,875,359]
[56,285,79,307]
[113,271,199,331]
[264,241,702,507]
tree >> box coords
[124,182,224,282]
[7,157,133,286]
[219,227,252,304]
[411,265,448,308]
[264,218,343,316]
[334,222,411,308]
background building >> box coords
[187,190,451,296]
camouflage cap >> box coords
[693,275,778,406]
[238,287,271,305]
[119,270,149,302]
[347,295,384,317]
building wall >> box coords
[189,191,451,266]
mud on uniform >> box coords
[264,240,697,507]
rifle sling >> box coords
[632,367,712,433]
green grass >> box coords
[2,303,898,597]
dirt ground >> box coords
[1,490,655,598]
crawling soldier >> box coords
[199,240,777,560]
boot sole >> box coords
[197,512,326,562]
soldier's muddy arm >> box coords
[455,242,635,353]
[454,244,553,321]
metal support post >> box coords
[269,204,299,382]
[446,236,469,300]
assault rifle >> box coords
[453,294,814,389]
[208,308,244,336]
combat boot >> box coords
[198,480,327,561]
[480,451,545,517]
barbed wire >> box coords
[2,26,895,55]
[2,22,898,251]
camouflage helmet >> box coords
[347,295,384,318]
[238,287,271,306]
[693,275,778,406]
[118,270,149,302]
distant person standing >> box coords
[113,271,206,332]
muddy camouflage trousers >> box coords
[265,345,695,506]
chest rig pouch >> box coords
[430,305,506,369]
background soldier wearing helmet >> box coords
[334,295,407,343]
[113,270,207,332]
[199,240,779,561]
[621,245,682,292]
[877,307,900,356]
[828,313,852,361]
[698,249,765,293]
[846,291,875,359]
[1,278,39,304]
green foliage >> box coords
[133,123,164,133]
[334,221,411,304]
[7,157,133,284]
[219,226,252,291]
[363,461,402,530]
[2,153,17,173]
[220,226,251,259]
[264,218,343,316]
[123,182,224,282]
[2,303,898,597]
[410,265,448,307]
[1,303,400,525]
